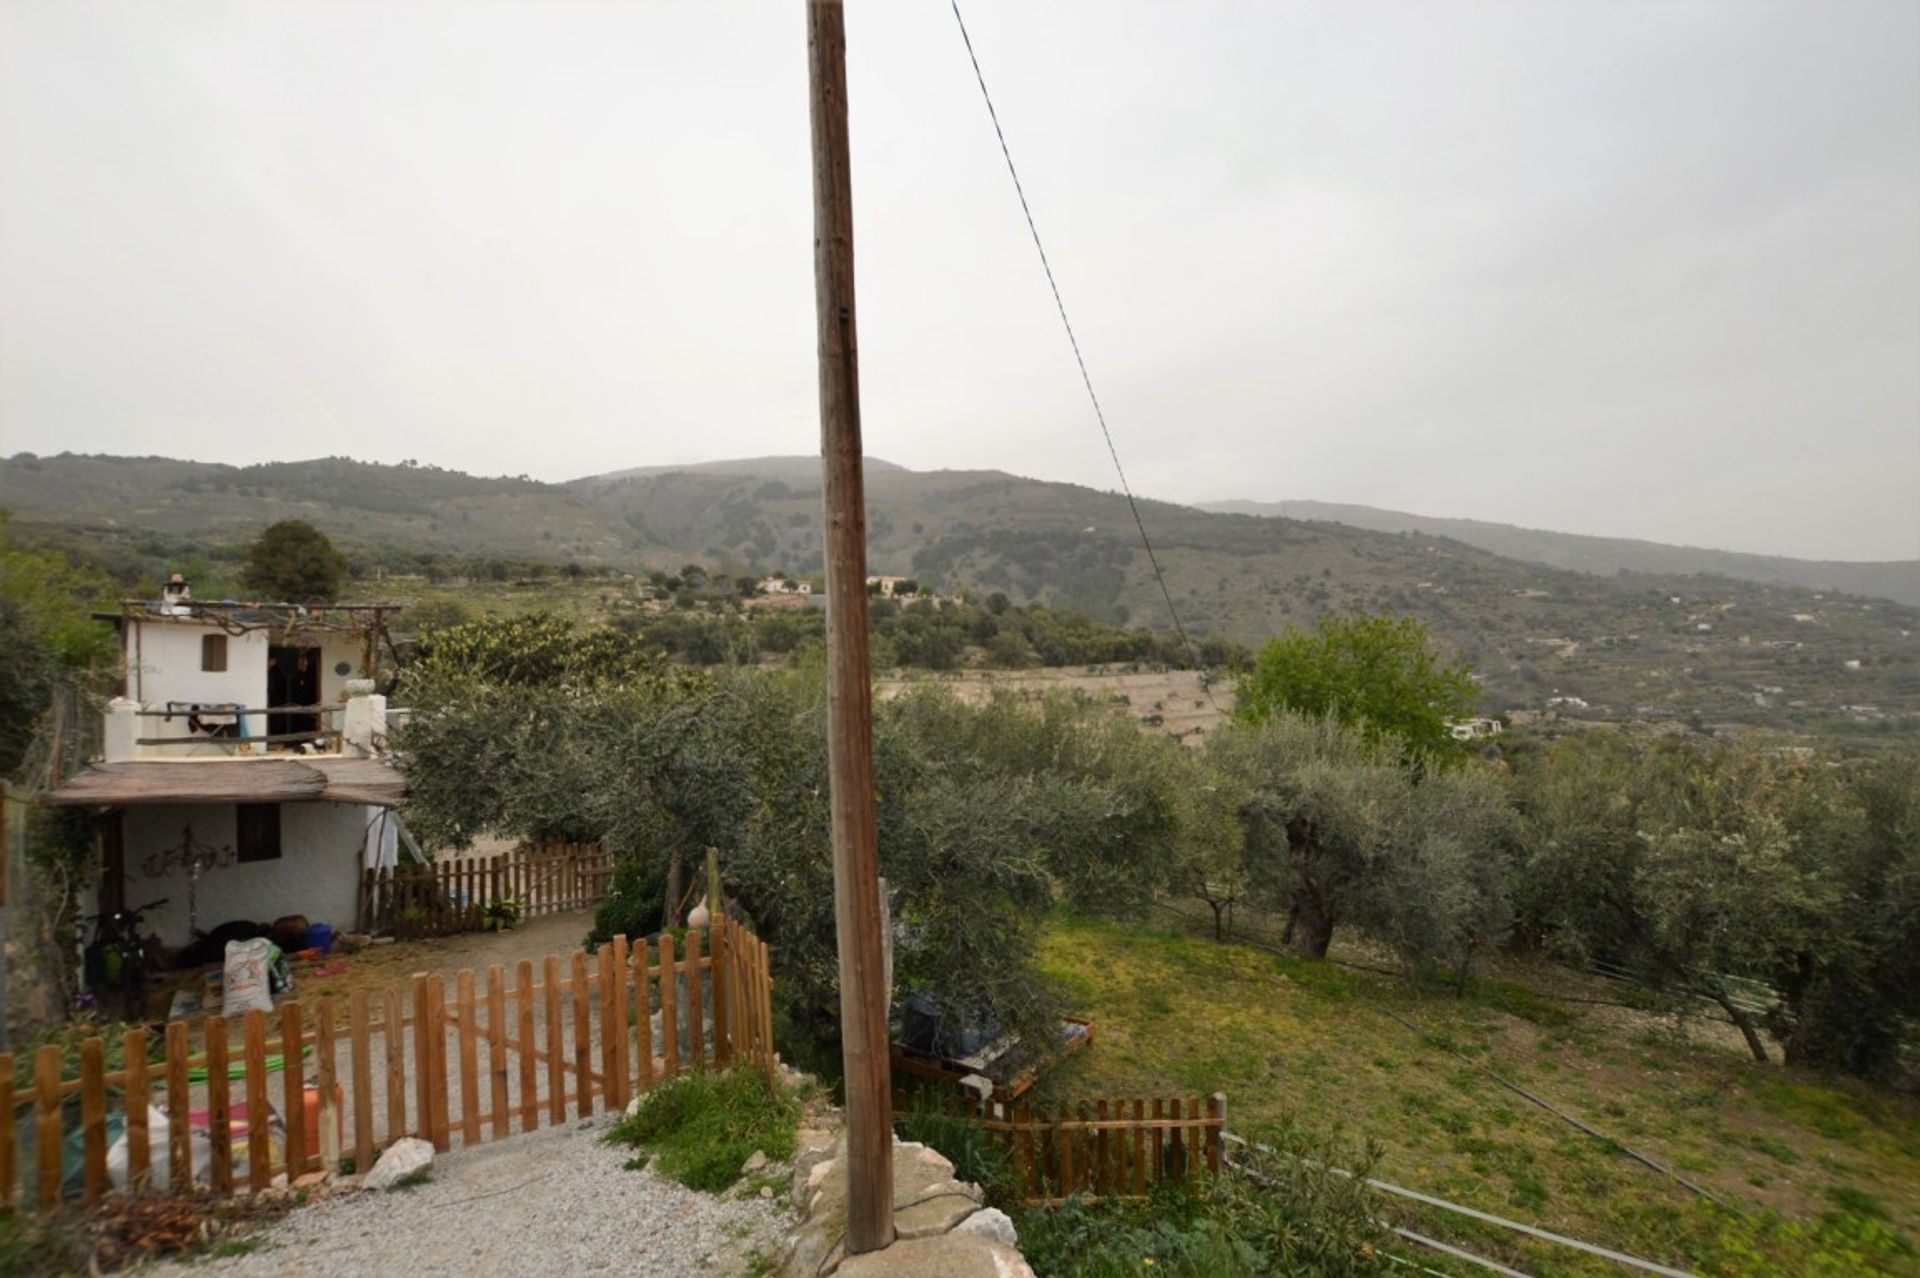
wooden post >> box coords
[516,960,538,1132]
[384,987,408,1145]
[207,1019,232,1193]
[1207,1093,1226,1175]
[456,971,480,1144]
[1121,1097,1136,1197]
[487,965,510,1141]
[411,975,433,1144]
[633,939,655,1094]
[350,993,374,1170]
[427,979,450,1149]
[165,1021,191,1189]
[33,1045,60,1208]
[809,0,892,1249]
[659,934,679,1079]
[243,1012,271,1191]
[123,1028,150,1193]
[280,1002,306,1177]
[79,1037,106,1205]
[706,848,730,1068]
[0,1053,13,1208]
[316,999,340,1173]
[596,945,618,1107]
[685,929,705,1071]
[610,937,631,1110]
[542,956,565,1125]
[570,951,592,1119]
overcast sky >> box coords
[2,2,1916,560]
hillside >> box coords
[1203,498,1920,607]
[4,451,1917,738]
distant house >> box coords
[759,577,812,596]
[43,581,409,952]
[866,575,913,599]
[1448,717,1504,742]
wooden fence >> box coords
[898,1090,1226,1205]
[360,840,615,938]
[0,911,774,1210]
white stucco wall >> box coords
[123,619,372,756]
[120,801,376,945]
[315,631,373,707]
[127,621,273,753]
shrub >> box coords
[603,1069,799,1193]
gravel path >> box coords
[141,1116,788,1278]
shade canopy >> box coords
[43,757,407,808]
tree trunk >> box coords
[663,849,683,929]
[1705,980,1769,1064]
[1287,895,1335,959]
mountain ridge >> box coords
[1200,498,1920,607]
[4,450,1915,737]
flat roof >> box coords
[42,756,407,808]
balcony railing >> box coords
[131,704,346,754]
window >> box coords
[236,804,282,863]
[201,634,228,672]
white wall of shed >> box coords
[120,801,375,945]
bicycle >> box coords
[82,897,170,1021]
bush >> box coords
[602,1068,799,1193]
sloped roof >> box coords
[42,756,407,808]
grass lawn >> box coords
[1030,911,1920,1277]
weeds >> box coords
[603,1068,798,1193]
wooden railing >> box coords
[133,705,345,753]
[359,841,615,938]
[1,912,775,1210]
[897,1090,1226,1205]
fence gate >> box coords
[1,910,775,1211]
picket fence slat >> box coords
[123,1029,150,1193]
[570,951,592,1120]
[207,1017,232,1193]
[243,1012,270,1192]
[0,1053,15,1207]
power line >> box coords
[946,1,1219,692]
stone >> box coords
[892,1188,982,1240]
[834,1234,1034,1278]
[293,1171,328,1190]
[364,1137,435,1190]
[760,1185,776,1199]
[952,1208,1018,1248]
[743,1150,770,1174]
[897,1142,955,1180]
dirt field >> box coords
[877,665,1234,746]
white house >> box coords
[758,576,813,596]
[45,584,410,950]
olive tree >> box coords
[1515,737,1920,1076]
[1210,712,1513,978]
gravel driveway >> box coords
[141,1115,787,1278]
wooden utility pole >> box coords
[808,0,894,1255]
